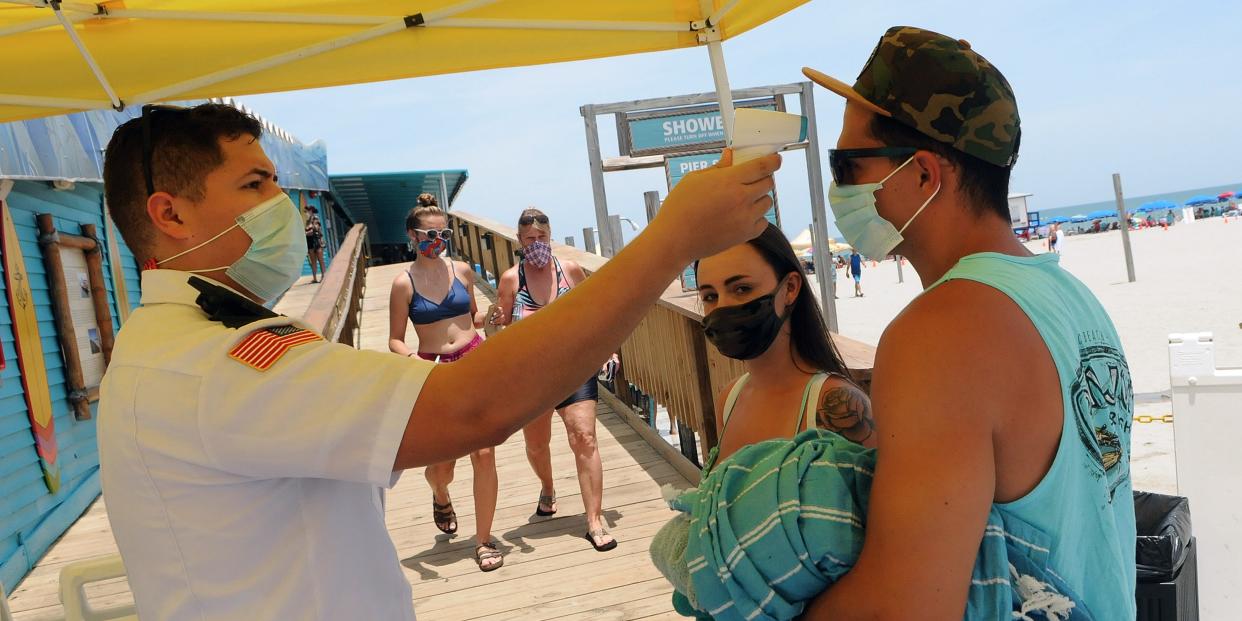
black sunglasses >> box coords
[140,104,190,196]
[518,213,549,226]
[827,147,918,185]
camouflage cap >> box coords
[804,26,1021,168]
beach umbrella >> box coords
[1069,214,1090,223]
[0,1,808,123]
[1139,200,1176,212]
[1087,209,1114,219]
[1186,195,1217,206]
[1218,192,1234,200]
[789,228,814,252]
[1046,216,1070,224]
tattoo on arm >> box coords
[816,386,875,444]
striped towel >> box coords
[651,429,1094,621]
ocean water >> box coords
[1034,181,1242,222]
[819,181,1242,243]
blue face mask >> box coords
[158,192,308,302]
[827,155,940,259]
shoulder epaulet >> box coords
[187,276,280,328]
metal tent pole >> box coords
[799,82,839,332]
[698,0,734,143]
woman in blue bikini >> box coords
[388,193,502,572]
[491,208,617,553]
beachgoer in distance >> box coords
[849,250,864,297]
[304,205,325,283]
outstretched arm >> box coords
[396,152,782,467]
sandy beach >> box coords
[809,216,1242,494]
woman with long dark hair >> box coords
[695,223,874,465]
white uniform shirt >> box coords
[98,270,432,620]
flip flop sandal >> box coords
[475,542,504,572]
[535,492,557,517]
[432,497,457,535]
[585,528,618,552]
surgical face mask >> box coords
[418,238,446,259]
[523,240,552,268]
[828,156,941,259]
[700,276,792,360]
[158,192,308,302]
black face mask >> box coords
[701,279,791,360]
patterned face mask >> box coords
[523,240,553,268]
[418,238,446,259]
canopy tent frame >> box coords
[1,0,816,304]
[0,0,765,114]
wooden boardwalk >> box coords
[5,262,688,620]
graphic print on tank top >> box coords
[1069,329,1133,502]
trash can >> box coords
[1135,491,1198,621]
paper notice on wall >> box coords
[60,247,104,386]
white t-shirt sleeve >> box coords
[198,334,432,485]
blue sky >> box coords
[239,1,1242,244]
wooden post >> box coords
[80,223,115,366]
[644,191,661,224]
[36,214,91,420]
[583,227,597,255]
[689,327,720,452]
[581,104,614,257]
[459,219,471,265]
[1113,173,1137,283]
[487,233,500,283]
[503,239,515,275]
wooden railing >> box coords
[448,210,876,467]
[304,224,369,346]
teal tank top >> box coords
[928,252,1136,619]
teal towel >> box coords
[650,429,1092,621]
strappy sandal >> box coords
[431,497,457,535]
[585,528,618,552]
[475,541,504,572]
[535,492,557,517]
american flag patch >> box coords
[228,325,322,371]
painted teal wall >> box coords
[0,180,137,593]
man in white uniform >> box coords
[97,103,779,620]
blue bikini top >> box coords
[407,264,471,325]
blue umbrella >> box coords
[1046,216,1070,224]
[1139,200,1177,212]
[1070,215,1090,223]
[1185,195,1217,206]
[1087,209,1114,219]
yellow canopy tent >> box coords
[0,0,807,124]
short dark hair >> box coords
[867,114,1011,222]
[103,103,264,257]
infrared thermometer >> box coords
[729,108,808,164]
